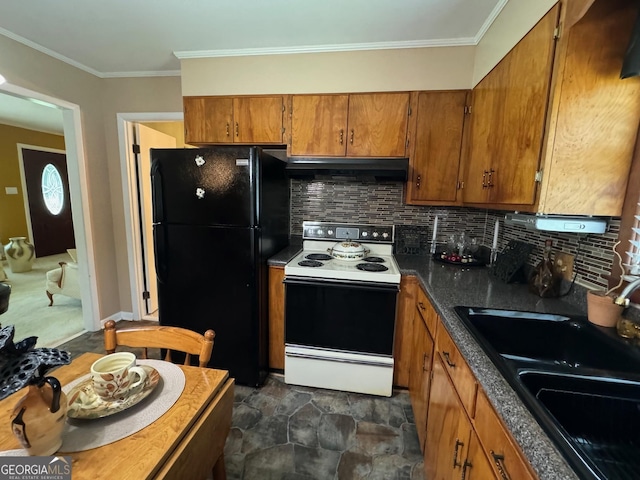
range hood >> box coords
[285,157,409,181]
[504,213,608,234]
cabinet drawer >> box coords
[436,325,477,416]
[475,389,537,480]
[416,287,437,337]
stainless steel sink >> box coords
[454,306,640,480]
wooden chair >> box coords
[103,320,215,367]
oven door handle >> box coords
[285,350,393,367]
[283,276,399,292]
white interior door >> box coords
[135,124,176,315]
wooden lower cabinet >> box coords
[394,276,418,387]
[425,357,495,480]
[409,302,435,450]
[268,266,285,370]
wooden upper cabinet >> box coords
[290,92,410,157]
[291,95,349,156]
[233,96,284,144]
[347,93,410,157]
[184,97,234,144]
[183,95,284,145]
[406,91,468,205]
[464,5,559,206]
[538,0,640,215]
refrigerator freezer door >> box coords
[151,147,256,227]
[154,223,266,386]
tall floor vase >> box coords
[4,237,35,273]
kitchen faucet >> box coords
[614,277,640,306]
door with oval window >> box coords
[21,148,75,257]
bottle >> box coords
[529,240,561,297]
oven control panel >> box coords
[302,222,395,243]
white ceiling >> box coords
[0,0,505,78]
[0,0,505,135]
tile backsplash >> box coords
[290,179,619,290]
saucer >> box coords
[66,365,160,420]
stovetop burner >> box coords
[362,256,385,263]
[298,260,324,267]
[356,263,389,272]
[306,253,333,261]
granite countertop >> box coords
[268,245,582,478]
[396,255,581,480]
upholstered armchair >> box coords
[46,259,81,306]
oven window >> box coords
[285,278,398,355]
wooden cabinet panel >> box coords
[184,97,234,144]
[436,325,477,416]
[425,357,470,480]
[416,286,437,337]
[538,0,640,215]
[291,95,349,156]
[475,389,537,480]
[407,91,468,204]
[394,276,418,387]
[347,93,410,157]
[463,429,498,480]
[409,305,435,452]
[464,6,558,206]
[268,266,285,370]
[233,96,284,144]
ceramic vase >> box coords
[586,290,624,327]
[4,237,35,273]
[10,377,67,456]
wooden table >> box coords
[0,353,234,480]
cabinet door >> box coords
[268,266,285,370]
[291,95,349,156]
[407,91,467,204]
[425,357,470,480]
[394,276,418,388]
[409,310,435,452]
[233,96,284,144]
[464,6,558,205]
[462,430,498,480]
[347,93,410,157]
[184,97,234,144]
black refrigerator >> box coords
[150,146,289,386]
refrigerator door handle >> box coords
[151,159,164,224]
[154,226,167,285]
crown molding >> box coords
[174,38,478,60]
[101,70,181,78]
[474,0,509,43]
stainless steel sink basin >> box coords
[454,306,640,479]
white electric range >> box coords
[283,221,400,397]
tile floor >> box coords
[58,327,425,480]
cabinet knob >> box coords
[340,129,344,145]
[226,123,230,137]
[350,129,354,145]
[482,170,488,189]
[488,169,495,188]
[235,122,239,137]
[416,175,421,189]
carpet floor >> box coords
[1,252,84,347]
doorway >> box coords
[0,83,98,336]
[18,146,75,257]
[117,113,183,321]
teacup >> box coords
[90,352,148,401]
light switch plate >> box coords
[5,187,18,195]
